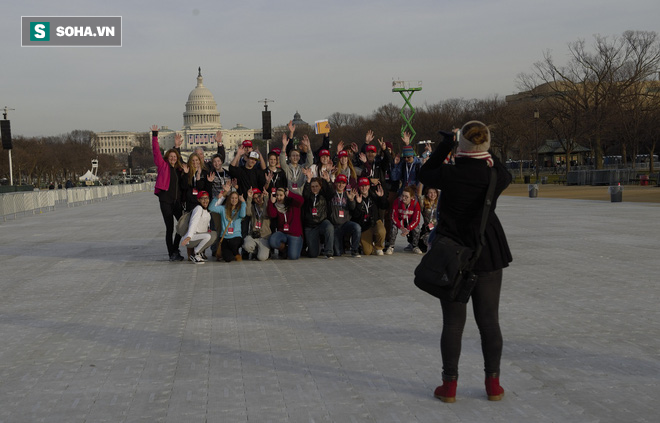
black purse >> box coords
[414,168,496,303]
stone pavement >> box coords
[0,191,658,423]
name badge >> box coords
[271,188,276,195]
[428,222,435,230]
[192,189,198,196]
[311,207,318,216]
[227,227,234,235]
[338,210,345,218]
[364,214,370,221]
[283,223,290,232]
[292,183,298,189]
[255,221,262,230]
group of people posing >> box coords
[152,119,513,404]
[152,121,440,263]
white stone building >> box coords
[96,68,255,162]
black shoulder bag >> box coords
[414,168,497,303]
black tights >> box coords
[440,269,503,376]
[159,201,183,255]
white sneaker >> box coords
[190,254,205,264]
[384,247,394,255]
[375,249,384,256]
[412,247,423,255]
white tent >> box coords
[78,170,99,181]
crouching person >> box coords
[209,191,246,262]
[353,178,388,256]
[181,191,217,264]
[243,188,272,261]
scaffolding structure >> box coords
[392,80,422,142]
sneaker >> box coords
[404,244,413,251]
[351,251,361,258]
[200,252,208,260]
[412,247,423,255]
[174,252,185,261]
[169,253,178,262]
[375,249,384,256]
[190,254,205,264]
[325,254,334,259]
[384,247,394,255]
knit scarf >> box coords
[455,149,493,167]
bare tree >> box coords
[517,31,660,169]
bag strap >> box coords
[469,167,497,266]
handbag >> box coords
[414,168,496,303]
[176,211,191,236]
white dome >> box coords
[183,68,221,129]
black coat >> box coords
[418,137,512,272]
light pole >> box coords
[534,109,540,183]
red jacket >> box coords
[391,197,421,230]
[267,191,304,237]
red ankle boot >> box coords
[434,373,457,403]
[485,373,505,401]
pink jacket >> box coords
[152,135,171,194]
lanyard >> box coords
[254,203,262,221]
[336,191,344,206]
[405,162,413,183]
[291,166,300,181]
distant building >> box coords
[96,68,257,162]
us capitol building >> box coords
[95,68,258,161]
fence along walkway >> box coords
[0,182,155,222]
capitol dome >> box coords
[183,67,221,129]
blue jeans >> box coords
[334,221,361,256]
[304,220,334,258]
[269,231,303,260]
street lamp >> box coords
[534,109,540,183]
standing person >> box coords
[229,146,266,197]
[333,145,358,188]
[391,132,423,197]
[181,153,212,212]
[151,125,185,261]
[180,191,217,264]
[418,121,512,403]
[352,177,388,256]
[267,189,304,260]
[265,150,287,196]
[209,191,246,262]
[243,188,273,261]
[280,134,313,196]
[385,186,422,255]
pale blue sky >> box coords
[2,0,659,137]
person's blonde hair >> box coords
[462,122,490,146]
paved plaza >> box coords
[0,190,658,422]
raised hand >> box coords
[347,189,356,201]
[207,172,215,182]
[378,137,386,151]
[365,130,374,144]
[337,140,344,152]
[265,170,273,186]
[150,124,158,132]
[302,135,311,149]
[394,154,401,165]
[375,184,384,197]
[402,132,411,145]
[350,142,359,153]
[214,130,223,145]
[174,133,183,148]
[288,120,295,137]
[281,133,289,149]
[239,194,246,203]
[223,180,232,193]
[247,188,254,199]
[237,144,245,157]
[359,152,367,163]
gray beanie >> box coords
[458,120,491,152]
